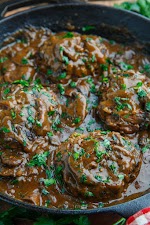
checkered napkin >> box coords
[126,207,150,225]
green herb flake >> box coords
[109,162,117,173]
[63,32,74,38]
[0,57,8,63]
[102,77,109,83]
[0,127,10,133]
[36,120,42,127]
[73,117,81,124]
[47,132,53,137]
[27,116,35,124]
[142,145,150,153]
[11,179,19,185]
[62,56,69,65]
[119,62,133,71]
[73,152,80,161]
[21,58,28,65]
[118,174,124,180]
[57,83,65,95]
[121,84,126,90]
[13,79,29,87]
[47,69,53,76]
[33,79,43,92]
[103,139,111,150]
[134,81,143,89]
[20,111,25,117]
[100,64,108,71]
[70,81,77,88]
[11,109,16,120]
[124,113,130,119]
[91,55,96,63]
[41,188,49,195]
[101,131,110,135]
[143,63,150,73]
[109,40,116,45]
[48,110,55,116]
[82,25,96,32]
[55,165,63,175]
[146,102,150,111]
[58,72,67,80]
[114,97,132,111]
[28,151,49,167]
[23,139,27,147]
[41,178,56,187]
[123,73,130,77]
[138,89,147,98]
[80,174,87,183]
[3,87,10,95]
[56,152,62,162]
[95,175,103,182]
[85,191,94,197]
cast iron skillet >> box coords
[0,0,149,218]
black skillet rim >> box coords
[0,2,149,215]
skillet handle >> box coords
[0,0,87,19]
[109,193,150,218]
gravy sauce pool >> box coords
[0,27,149,209]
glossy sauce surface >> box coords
[0,27,149,210]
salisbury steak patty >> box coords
[97,70,150,134]
[35,32,107,82]
[54,131,141,202]
[0,82,61,153]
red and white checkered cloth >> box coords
[126,207,150,225]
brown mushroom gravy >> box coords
[0,27,149,209]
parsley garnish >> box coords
[11,109,16,120]
[82,25,95,32]
[121,84,126,90]
[40,178,56,187]
[3,87,10,95]
[47,69,53,76]
[48,110,55,116]
[73,152,80,160]
[119,62,133,71]
[0,206,90,225]
[114,97,132,111]
[70,81,77,88]
[13,79,29,87]
[21,58,28,65]
[0,57,8,63]
[36,120,42,127]
[95,175,103,182]
[138,89,147,98]
[142,63,150,74]
[73,117,81,124]
[28,151,49,167]
[47,132,53,137]
[27,116,35,124]
[41,188,49,195]
[63,32,74,38]
[62,56,69,65]
[80,174,87,183]
[58,72,67,80]
[118,174,124,180]
[85,191,94,197]
[59,46,64,53]
[0,127,10,133]
[142,145,150,153]
[57,84,65,95]
[114,0,150,19]
[134,81,143,89]
[146,102,150,111]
